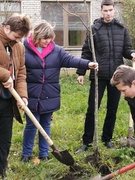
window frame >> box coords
[0,0,21,23]
[41,1,91,49]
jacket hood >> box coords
[93,18,124,30]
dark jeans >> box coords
[0,98,13,176]
[82,79,121,145]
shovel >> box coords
[9,88,75,166]
[90,162,135,180]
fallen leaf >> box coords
[32,157,40,165]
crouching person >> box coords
[110,65,135,136]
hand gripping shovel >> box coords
[90,162,135,180]
[9,88,74,166]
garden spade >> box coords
[127,61,135,139]
[9,88,75,166]
[90,162,135,180]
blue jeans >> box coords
[22,112,52,158]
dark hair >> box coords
[101,0,114,8]
[3,13,31,37]
[110,65,135,87]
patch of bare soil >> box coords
[56,163,92,180]
[84,149,111,176]
[55,149,123,180]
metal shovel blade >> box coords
[51,148,75,166]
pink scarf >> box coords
[27,36,54,60]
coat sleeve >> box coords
[14,42,28,98]
[0,67,10,82]
[0,43,11,82]
[59,45,90,70]
[123,28,135,59]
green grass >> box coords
[7,72,135,180]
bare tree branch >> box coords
[56,0,89,31]
[56,0,99,152]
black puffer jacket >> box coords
[76,18,135,80]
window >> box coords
[0,1,21,23]
[41,1,90,48]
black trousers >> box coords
[82,79,121,145]
[0,98,13,176]
[127,101,135,135]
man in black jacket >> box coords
[75,0,135,153]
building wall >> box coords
[20,0,121,58]
[91,0,101,21]
[21,0,102,27]
[20,0,102,57]
[21,0,41,25]
[20,0,121,32]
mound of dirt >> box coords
[85,150,111,176]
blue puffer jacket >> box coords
[24,39,90,113]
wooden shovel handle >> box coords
[127,113,133,138]
[9,88,54,146]
[133,61,135,68]
[127,61,135,137]
[129,113,133,128]
[101,162,135,180]
[129,60,135,129]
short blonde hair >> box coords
[31,20,55,45]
